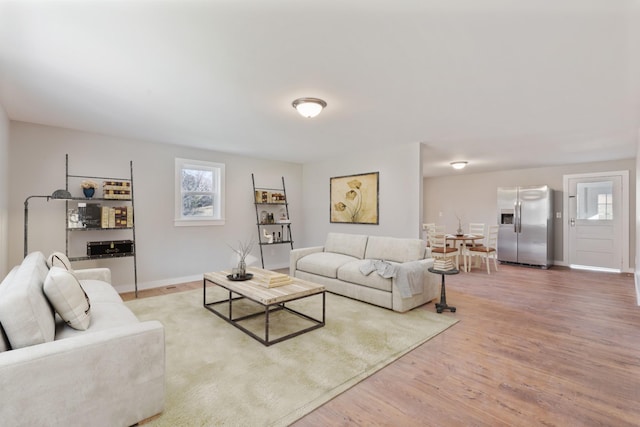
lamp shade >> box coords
[292,97,327,118]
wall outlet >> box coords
[556,212,562,219]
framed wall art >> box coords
[330,172,379,224]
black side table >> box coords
[428,267,458,313]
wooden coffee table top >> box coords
[203,267,325,305]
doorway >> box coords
[563,171,629,272]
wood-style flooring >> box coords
[122,264,640,426]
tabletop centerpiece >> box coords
[228,237,255,280]
[455,214,464,236]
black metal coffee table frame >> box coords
[203,276,325,346]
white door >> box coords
[565,172,628,272]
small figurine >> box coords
[263,228,273,244]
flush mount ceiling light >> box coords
[450,161,468,170]
[292,97,327,118]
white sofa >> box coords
[0,251,165,427]
[290,233,440,312]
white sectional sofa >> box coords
[290,232,440,312]
[0,251,164,427]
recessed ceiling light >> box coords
[450,161,468,170]
[292,97,327,118]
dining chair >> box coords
[464,223,485,269]
[428,228,462,271]
[466,225,499,274]
[422,223,435,243]
[467,223,485,242]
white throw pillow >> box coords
[46,252,73,271]
[43,267,91,330]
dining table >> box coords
[445,233,484,271]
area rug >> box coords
[125,287,458,426]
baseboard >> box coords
[113,274,202,294]
[636,271,640,306]
[113,264,290,294]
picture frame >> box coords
[330,172,379,224]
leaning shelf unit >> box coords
[65,154,138,297]
[252,174,293,268]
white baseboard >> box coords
[113,274,203,294]
[113,265,290,294]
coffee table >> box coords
[203,268,325,346]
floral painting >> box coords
[330,172,379,224]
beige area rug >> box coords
[125,287,458,426]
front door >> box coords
[565,172,627,272]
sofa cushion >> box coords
[0,252,55,349]
[80,279,124,304]
[54,301,139,340]
[296,252,360,279]
[364,236,426,263]
[0,266,19,353]
[43,267,91,331]
[324,232,368,259]
[46,252,73,271]
[337,260,393,292]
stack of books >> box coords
[433,258,455,271]
[256,271,293,288]
[101,206,133,228]
[103,181,131,200]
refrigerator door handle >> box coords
[517,201,523,233]
[513,201,518,233]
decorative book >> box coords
[254,271,293,288]
[433,258,455,271]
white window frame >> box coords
[174,158,225,226]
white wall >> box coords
[0,105,8,277]
[300,142,423,247]
[9,122,302,292]
[424,158,636,266]
[636,135,640,304]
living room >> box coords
[1,1,640,425]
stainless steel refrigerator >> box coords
[497,185,553,268]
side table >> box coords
[428,267,458,313]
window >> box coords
[576,180,613,221]
[175,158,225,226]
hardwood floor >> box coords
[122,265,640,426]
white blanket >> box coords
[359,259,425,298]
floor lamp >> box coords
[24,189,72,257]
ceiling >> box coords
[0,0,639,177]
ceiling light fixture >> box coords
[292,97,327,118]
[450,161,468,170]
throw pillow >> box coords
[46,252,73,271]
[43,267,91,330]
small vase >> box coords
[83,188,95,198]
[237,259,246,278]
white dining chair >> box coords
[428,228,462,271]
[467,225,499,274]
[464,223,485,269]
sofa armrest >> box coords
[0,321,165,426]
[391,258,440,312]
[289,246,324,276]
[73,267,112,284]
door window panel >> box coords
[576,181,613,220]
